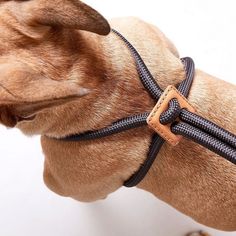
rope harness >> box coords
[59,29,236,187]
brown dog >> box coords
[0,0,235,232]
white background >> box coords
[0,1,236,236]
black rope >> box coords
[178,57,195,97]
[159,98,181,125]
[111,29,163,100]
[179,109,236,149]
[64,113,149,141]
[124,134,165,187]
[171,122,236,164]
[159,98,236,164]
[123,57,195,187]
[59,29,236,188]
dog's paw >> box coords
[186,231,212,236]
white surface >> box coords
[0,1,236,236]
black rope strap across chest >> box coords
[60,29,236,187]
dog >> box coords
[0,0,235,233]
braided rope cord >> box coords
[60,29,236,187]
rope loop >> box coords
[159,98,181,125]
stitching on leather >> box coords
[148,86,175,143]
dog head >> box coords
[0,0,110,133]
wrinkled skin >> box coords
[0,0,235,231]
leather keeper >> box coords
[147,85,196,146]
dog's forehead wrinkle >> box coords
[0,81,22,99]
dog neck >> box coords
[43,30,186,139]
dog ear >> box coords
[14,0,111,35]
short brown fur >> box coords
[0,0,235,231]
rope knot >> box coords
[159,98,181,125]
